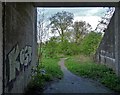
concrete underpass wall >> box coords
[4,3,37,93]
[95,7,120,75]
[115,6,120,76]
[95,12,116,70]
[0,2,3,95]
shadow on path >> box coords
[43,58,114,93]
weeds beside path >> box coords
[25,55,118,94]
[44,58,113,93]
[25,57,63,94]
[65,55,120,93]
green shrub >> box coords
[79,32,102,55]
[26,57,63,94]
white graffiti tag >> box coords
[20,46,32,66]
[8,45,20,82]
[8,45,32,82]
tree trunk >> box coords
[61,30,64,42]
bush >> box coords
[79,32,102,55]
[25,57,63,94]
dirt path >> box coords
[43,58,114,93]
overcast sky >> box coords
[37,7,111,42]
[37,7,110,30]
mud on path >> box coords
[43,58,114,93]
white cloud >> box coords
[85,8,104,16]
[74,16,101,30]
[74,8,100,16]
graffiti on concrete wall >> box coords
[7,44,32,83]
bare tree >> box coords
[37,8,49,63]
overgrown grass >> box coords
[25,57,63,94]
[40,57,63,79]
[65,55,120,92]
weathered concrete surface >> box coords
[95,7,120,76]
[0,2,3,95]
[44,58,114,93]
[4,3,37,93]
[115,6,120,76]
[95,12,115,70]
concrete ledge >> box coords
[33,2,118,7]
[100,55,116,70]
[0,0,120,2]
[100,55,115,62]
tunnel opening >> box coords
[2,2,120,94]
[33,5,120,94]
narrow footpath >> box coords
[43,58,114,93]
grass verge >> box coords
[25,57,63,94]
[40,57,63,79]
[65,55,120,92]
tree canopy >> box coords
[38,10,102,57]
[73,21,92,44]
[49,11,74,42]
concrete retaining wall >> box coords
[95,11,116,70]
[4,3,37,93]
[0,2,3,95]
[95,7,120,75]
[114,6,120,76]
